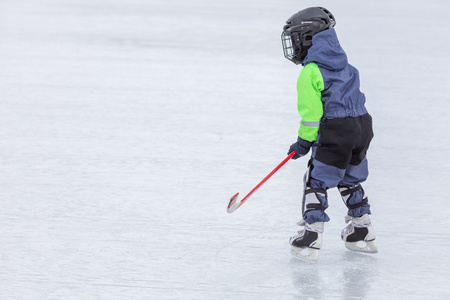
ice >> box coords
[1,0,450,299]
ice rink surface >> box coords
[1,0,450,299]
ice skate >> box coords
[341,214,378,253]
[289,220,324,262]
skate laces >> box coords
[344,215,353,224]
[296,220,324,234]
[342,215,372,236]
[342,221,353,236]
[344,215,372,230]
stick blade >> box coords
[226,193,240,213]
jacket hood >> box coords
[302,28,348,71]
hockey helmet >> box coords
[281,7,336,64]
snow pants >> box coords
[302,113,374,224]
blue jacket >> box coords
[297,28,368,142]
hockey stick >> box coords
[227,151,296,213]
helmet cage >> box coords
[281,31,297,64]
[281,20,325,64]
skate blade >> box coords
[290,246,319,263]
[345,240,378,254]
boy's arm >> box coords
[296,63,324,142]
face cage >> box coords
[281,31,302,65]
[281,31,295,63]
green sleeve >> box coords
[296,62,324,142]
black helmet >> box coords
[281,7,336,64]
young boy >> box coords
[281,7,377,262]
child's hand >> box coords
[288,137,313,159]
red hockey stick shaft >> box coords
[227,151,296,213]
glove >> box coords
[288,137,314,159]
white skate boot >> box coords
[289,220,324,262]
[341,214,378,253]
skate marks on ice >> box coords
[214,225,289,267]
[340,252,378,299]
[214,225,379,299]
[290,250,378,299]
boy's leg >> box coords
[337,114,373,217]
[338,158,371,217]
[338,158,377,253]
[302,159,347,224]
[290,158,347,262]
